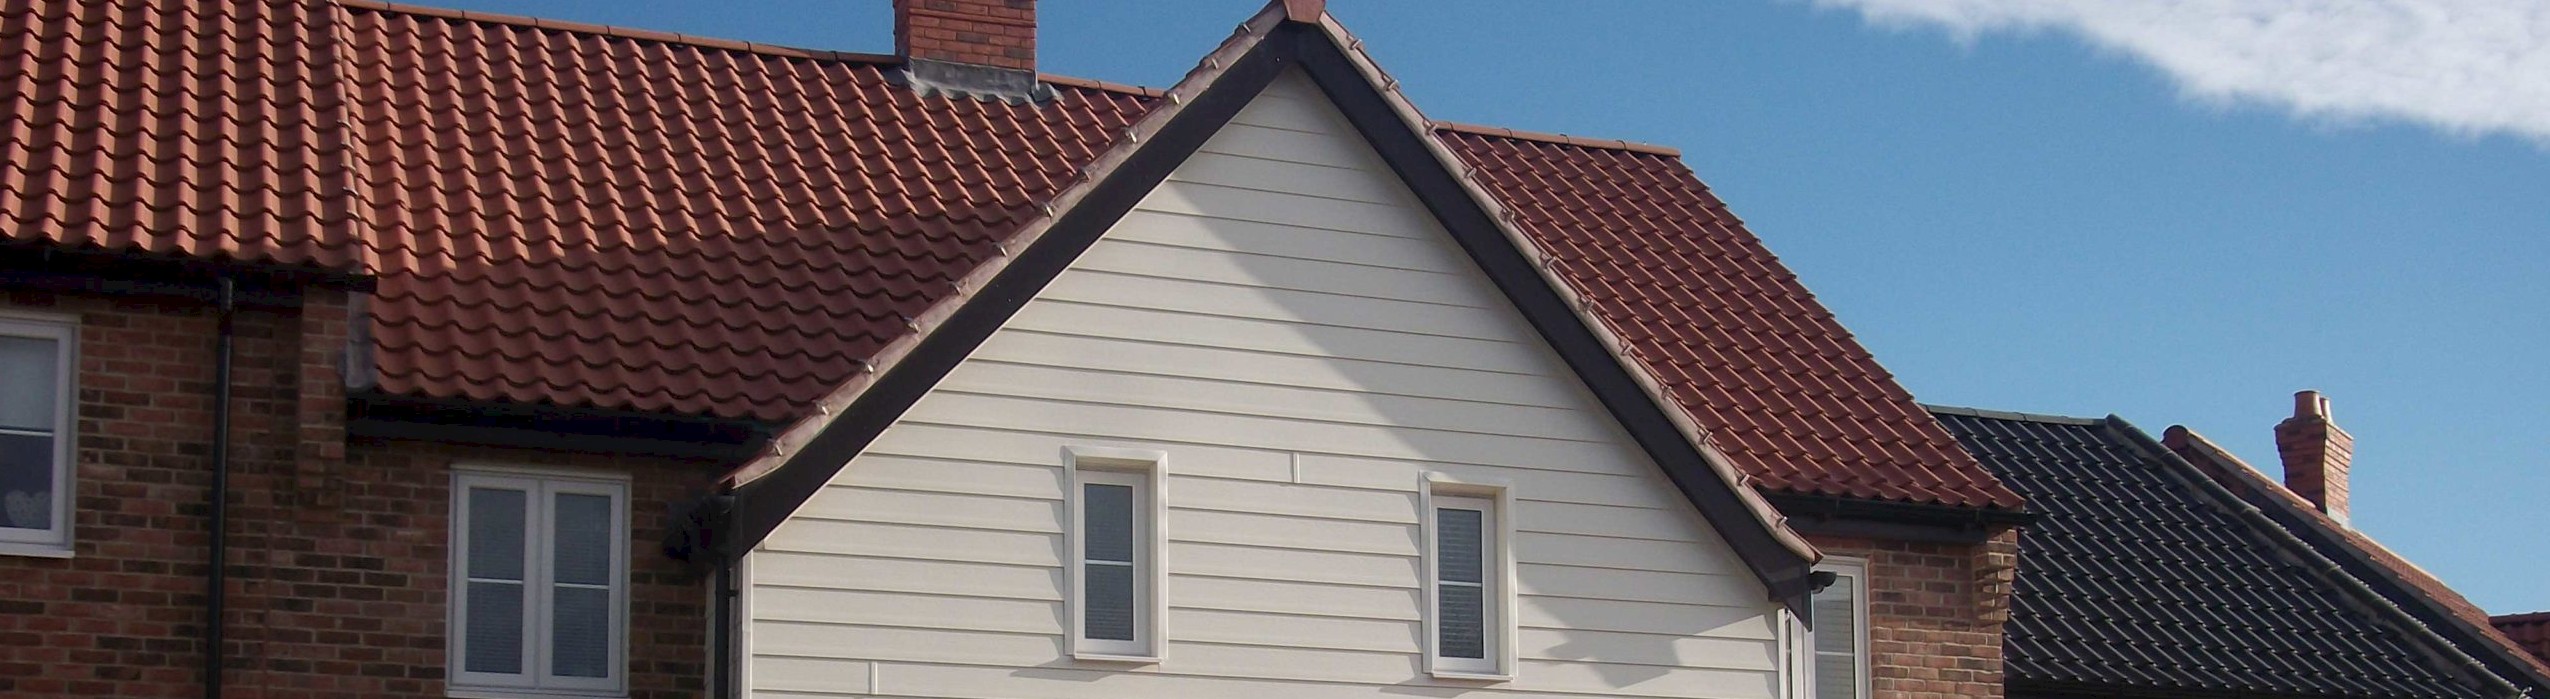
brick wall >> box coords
[0,288,715,698]
[894,0,1036,70]
[1812,526,2021,699]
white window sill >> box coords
[0,541,73,559]
[1429,669,1512,683]
[447,687,626,699]
[1070,651,1161,665]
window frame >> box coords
[1062,446,1166,663]
[1421,473,1515,680]
[448,466,632,698]
[1809,557,1872,699]
[0,312,76,557]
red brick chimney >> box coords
[892,0,1041,99]
[2275,390,2354,525]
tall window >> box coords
[0,315,74,556]
[1812,559,1869,699]
[451,469,629,696]
[1425,481,1510,678]
[1065,447,1162,661]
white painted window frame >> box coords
[1062,445,1166,663]
[0,311,76,558]
[1812,557,1872,699]
[1421,472,1515,681]
[448,466,632,698]
[1777,605,1811,699]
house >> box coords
[1,1,2025,698]
[1931,397,2550,698]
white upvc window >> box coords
[1810,558,1871,699]
[450,467,630,697]
[1423,475,1514,679]
[0,313,76,557]
[1063,446,1164,662]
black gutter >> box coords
[1764,491,2034,544]
[205,277,236,699]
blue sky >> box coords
[423,0,2549,613]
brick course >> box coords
[0,289,715,698]
[894,0,1036,70]
[1812,527,2021,699]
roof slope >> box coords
[1,0,366,269]
[1445,129,2016,509]
[2166,427,2550,693]
[333,3,1151,418]
[5,0,2012,512]
[2494,613,2550,665]
[1934,408,2488,698]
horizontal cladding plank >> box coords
[827,453,1066,501]
[972,329,1585,410]
[1038,267,1517,343]
[761,519,1061,568]
[1169,607,1421,654]
[752,621,1060,666]
[1520,596,1777,641]
[934,361,1619,445]
[862,422,1295,484]
[1137,179,1444,241]
[899,393,1654,476]
[795,485,1063,534]
[1106,209,1479,275]
[866,654,1777,699]
[1227,81,1354,135]
[750,656,873,697]
[751,552,1062,601]
[1193,121,1380,171]
[1517,563,1760,607]
[1165,151,1405,207]
[1164,507,1419,557]
[1010,299,1553,376]
[1168,574,1421,622]
[1075,236,1498,308]
[750,587,1060,636]
[1513,531,1747,578]
[1517,627,1777,672]
[1293,453,1681,507]
[1169,540,1419,589]
[1514,499,1716,543]
[1166,475,1421,524]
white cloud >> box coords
[1812,0,2550,144]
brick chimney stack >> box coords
[893,0,1042,99]
[2275,390,2354,525]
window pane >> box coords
[552,585,612,678]
[1084,562,1137,641]
[467,488,527,581]
[1436,507,1483,584]
[0,336,58,432]
[0,433,53,531]
[465,580,525,674]
[1439,583,1485,659]
[1083,483,1135,563]
[1812,576,1856,654]
[552,493,613,586]
[1815,653,1857,699]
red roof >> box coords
[4,0,2017,510]
[2496,613,2550,665]
[1,0,367,269]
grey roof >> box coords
[1930,407,2491,698]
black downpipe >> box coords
[205,277,235,699]
[712,559,737,699]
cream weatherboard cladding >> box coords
[742,70,1786,699]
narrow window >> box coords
[1427,491,1505,676]
[1812,560,1869,699]
[452,469,629,696]
[0,314,74,556]
[1065,447,1162,660]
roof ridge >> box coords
[2497,611,2550,623]
[333,0,901,64]
[1431,120,1682,157]
[1921,402,2106,425]
[1037,74,1166,98]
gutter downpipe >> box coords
[206,277,235,699]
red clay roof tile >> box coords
[2,0,367,269]
[2497,613,2550,665]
